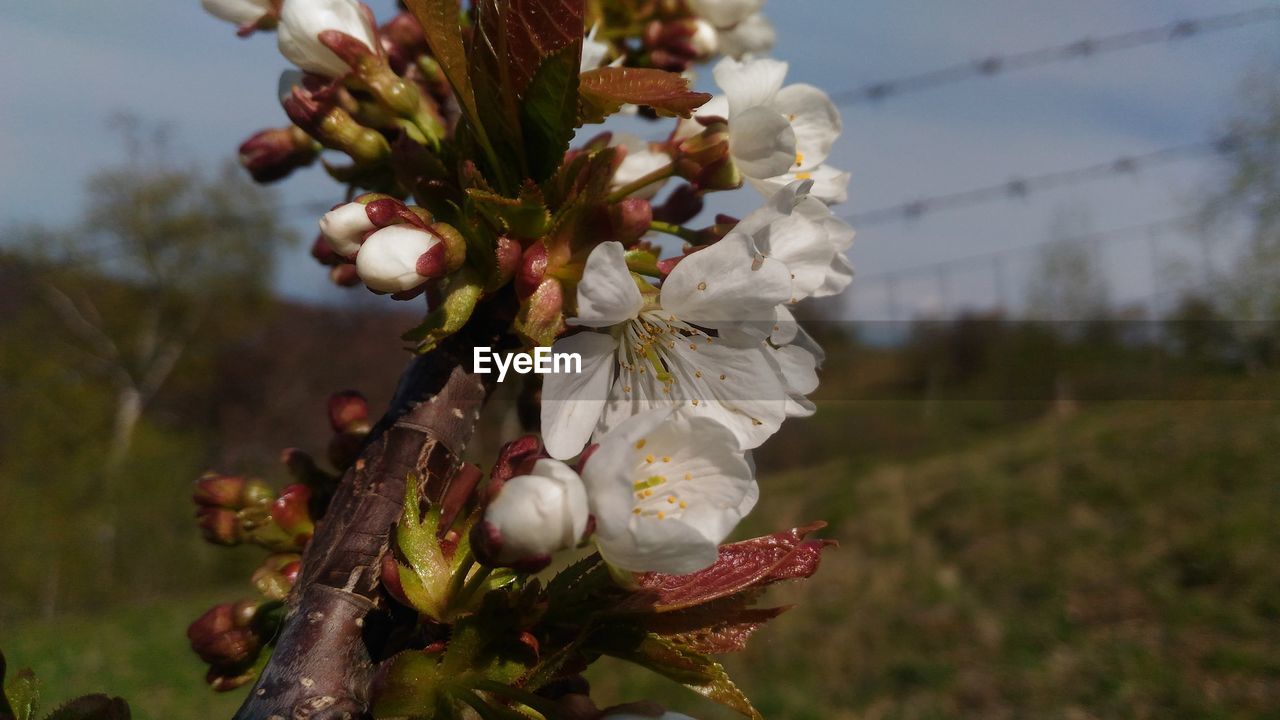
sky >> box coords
[1,0,1277,319]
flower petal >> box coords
[750,163,850,205]
[718,13,777,59]
[714,57,789,115]
[774,83,842,170]
[664,338,788,450]
[541,332,619,460]
[689,0,764,28]
[730,106,797,180]
[572,241,645,328]
[661,235,792,329]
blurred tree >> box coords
[1024,205,1112,322]
[1198,61,1280,367]
[3,117,295,604]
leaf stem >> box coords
[606,164,676,203]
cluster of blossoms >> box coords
[195,0,851,717]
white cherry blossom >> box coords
[541,239,793,460]
[277,0,376,78]
[680,58,848,204]
[583,410,757,574]
[733,180,855,302]
[483,459,589,563]
[687,0,763,30]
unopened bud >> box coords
[196,507,242,546]
[194,472,248,509]
[517,243,549,299]
[490,235,522,291]
[380,13,429,74]
[271,484,315,545]
[652,184,704,225]
[674,119,741,192]
[486,435,545,503]
[320,202,377,257]
[328,390,370,433]
[187,601,263,669]
[472,459,588,572]
[355,225,444,293]
[311,234,342,267]
[239,125,318,184]
[608,199,654,245]
[689,19,720,57]
[283,85,390,166]
[201,0,279,34]
[331,264,362,287]
[252,553,303,600]
[277,0,376,78]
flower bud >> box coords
[239,125,318,184]
[271,484,315,545]
[517,242,549,300]
[202,0,279,33]
[355,225,443,293]
[194,472,248,509]
[252,553,302,600]
[331,263,361,287]
[674,120,741,192]
[380,12,429,74]
[472,459,588,572]
[652,184,704,225]
[320,202,376,257]
[608,199,654,245]
[328,390,370,433]
[689,19,720,57]
[283,84,390,166]
[277,0,377,78]
[196,507,242,546]
[188,602,262,669]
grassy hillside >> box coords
[7,392,1280,719]
[589,396,1280,719]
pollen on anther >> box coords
[633,508,642,515]
[697,281,707,291]
[645,454,655,464]
[695,371,703,378]
[719,373,727,380]
[657,511,666,519]
[689,343,697,350]
[667,495,677,504]
[635,438,647,450]
[691,399,700,406]
[684,472,692,480]
[662,456,671,462]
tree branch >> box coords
[233,304,513,720]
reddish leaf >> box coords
[579,67,712,124]
[621,522,832,612]
[646,602,790,655]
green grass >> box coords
[7,393,1280,719]
[3,591,248,720]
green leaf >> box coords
[403,0,481,138]
[466,186,552,239]
[402,268,484,354]
[596,633,761,720]
[467,0,586,189]
[372,651,448,719]
[395,475,454,621]
[520,45,582,183]
[41,696,130,720]
[578,67,712,124]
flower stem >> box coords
[649,220,702,245]
[606,164,676,203]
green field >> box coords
[6,393,1280,719]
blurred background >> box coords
[3,1,1280,718]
